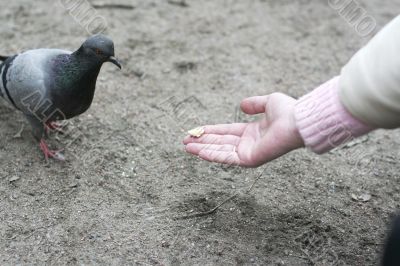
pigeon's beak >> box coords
[107,56,122,69]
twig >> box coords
[5,234,17,240]
[92,3,135,9]
[175,169,265,220]
[176,193,238,220]
[13,124,25,139]
[167,0,189,7]
[288,254,311,262]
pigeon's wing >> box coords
[0,49,70,116]
[0,55,20,109]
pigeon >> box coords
[0,34,121,161]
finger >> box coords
[203,123,247,136]
[183,134,241,145]
[185,143,236,155]
[240,95,269,115]
[198,150,241,165]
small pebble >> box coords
[9,176,20,182]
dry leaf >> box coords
[351,193,371,202]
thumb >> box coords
[240,95,269,115]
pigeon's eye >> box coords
[95,48,103,55]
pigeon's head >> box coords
[80,34,122,69]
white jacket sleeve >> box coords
[339,15,400,129]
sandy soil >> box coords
[1,0,400,265]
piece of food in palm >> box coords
[188,127,205,138]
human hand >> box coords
[183,93,304,167]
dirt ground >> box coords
[1,0,400,265]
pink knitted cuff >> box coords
[294,76,374,154]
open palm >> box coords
[183,93,304,167]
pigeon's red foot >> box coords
[39,139,65,162]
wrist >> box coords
[294,76,374,154]
[289,103,306,149]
